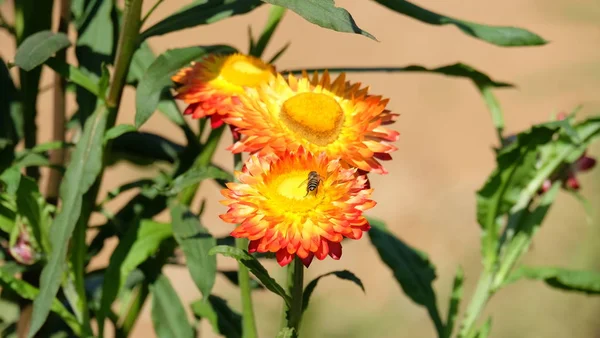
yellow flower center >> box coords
[266,171,323,213]
[220,55,272,88]
[280,92,345,146]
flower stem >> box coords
[285,257,304,334]
[232,143,258,337]
[457,272,494,338]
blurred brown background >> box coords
[2,0,600,337]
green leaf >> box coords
[0,268,81,335]
[302,270,364,313]
[28,103,108,338]
[135,45,236,128]
[250,5,287,58]
[109,131,184,166]
[276,327,296,338]
[170,202,217,299]
[97,220,173,335]
[262,0,376,40]
[505,267,600,295]
[367,217,444,336]
[104,124,136,143]
[150,275,195,338]
[14,31,71,71]
[209,246,291,305]
[477,318,492,338]
[0,194,16,234]
[374,0,546,47]
[16,176,52,253]
[267,42,291,64]
[0,166,21,195]
[476,124,558,272]
[45,57,100,96]
[492,183,560,289]
[287,63,512,88]
[191,295,242,338]
[76,0,114,55]
[140,0,263,41]
[165,166,233,196]
[444,266,464,338]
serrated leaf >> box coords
[276,327,296,338]
[477,124,558,271]
[263,0,375,40]
[374,0,546,47]
[170,202,217,298]
[151,275,194,338]
[444,266,464,338]
[135,45,236,128]
[505,266,600,294]
[140,0,263,41]
[191,295,242,338]
[210,246,291,305]
[165,166,233,196]
[0,267,80,335]
[97,220,173,335]
[28,103,108,338]
[104,124,136,143]
[14,31,71,71]
[302,270,364,313]
[367,217,444,336]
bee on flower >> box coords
[219,148,376,267]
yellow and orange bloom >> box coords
[171,53,276,129]
[220,148,375,267]
[225,71,399,174]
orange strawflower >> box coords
[171,53,276,129]
[219,148,375,267]
[225,71,399,174]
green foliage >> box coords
[505,267,600,294]
[301,270,364,313]
[2,1,599,337]
[210,246,292,306]
[368,217,444,337]
[14,31,70,71]
[150,275,195,338]
[170,202,217,298]
[374,0,546,46]
[262,0,375,40]
[191,295,242,338]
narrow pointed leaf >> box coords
[262,0,375,40]
[165,166,233,196]
[140,0,263,41]
[135,45,236,128]
[151,275,195,338]
[104,124,136,143]
[374,0,546,47]
[44,57,100,96]
[250,5,287,58]
[28,104,108,338]
[97,220,173,335]
[0,267,81,335]
[191,295,242,338]
[477,318,492,338]
[505,267,600,294]
[170,202,217,298]
[444,266,464,338]
[286,63,512,88]
[14,31,71,71]
[209,245,291,305]
[302,270,364,313]
[367,217,444,336]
